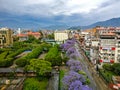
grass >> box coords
[39,79,48,90]
[23,78,48,90]
[59,70,65,89]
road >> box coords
[75,42,109,90]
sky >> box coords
[0,0,120,29]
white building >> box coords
[97,27,120,64]
[54,30,70,43]
[90,38,99,64]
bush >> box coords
[45,46,62,66]
[0,58,13,67]
[15,58,28,67]
[0,51,9,59]
[23,78,41,90]
[112,63,120,75]
[103,64,113,71]
[7,48,31,58]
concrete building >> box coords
[74,33,80,40]
[54,30,70,43]
[97,27,120,64]
[90,38,99,64]
[0,28,13,48]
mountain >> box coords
[69,17,120,30]
[0,19,69,30]
[43,24,70,30]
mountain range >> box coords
[69,17,120,30]
[0,17,120,30]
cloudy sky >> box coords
[0,0,120,29]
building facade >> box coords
[17,31,41,41]
[97,27,120,64]
[54,30,70,43]
[0,28,13,48]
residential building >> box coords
[97,27,120,64]
[90,38,99,64]
[54,30,70,43]
[0,28,13,48]
[74,33,80,40]
[17,31,41,41]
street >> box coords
[75,42,109,90]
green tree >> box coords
[47,33,54,39]
[39,30,43,39]
[103,64,113,71]
[26,35,40,43]
[112,63,120,75]
[27,59,52,76]
[45,46,62,66]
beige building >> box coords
[54,30,70,43]
[0,28,13,48]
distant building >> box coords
[0,28,13,48]
[17,31,41,41]
[54,30,70,43]
[27,31,41,39]
[74,33,80,40]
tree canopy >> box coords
[26,59,52,76]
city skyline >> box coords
[0,0,120,29]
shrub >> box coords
[15,58,28,67]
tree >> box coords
[45,46,62,66]
[27,59,52,76]
[112,63,120,75]
[47,33,54,39]
[103,64,113,71]
[39,30,43,39]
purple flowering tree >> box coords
[66,47,76,56]
[67,59,81,67]
[69,80,92,90]
[68,80,82,90]
[61,39,92,90]
[69,52,79,59]
[60,39,76,51]
[62,71,86,89]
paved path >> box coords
[47,69,59,90]
[38,53,46,59]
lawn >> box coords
[39,79,48,90]
[59,70,66,90]
[23,78,48,90]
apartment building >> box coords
[0,28,13,48]
[97,27,120,64]
[90,38,99,64]
[54,30,70,43]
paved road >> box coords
[75,43,97,90]
[75,42,109,90]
